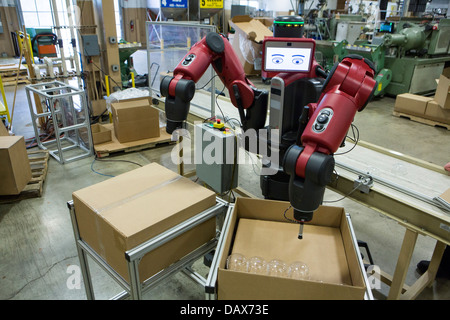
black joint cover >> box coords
[344,54,376,73]
[205,32,225,54]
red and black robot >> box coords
[160,32,377,238]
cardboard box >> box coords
[394,93,432,117]
[252,17,274,28]
[91,99,108,117]
[0,136,32,195]
[442,67,450,80]
[228,15,273,75]
[424,100,450,124]
[111,98,160,143]
[72,163,216,282]
[91,123,112,145]
[0,122,8,136]
[217,198,367,300]
[434,74,450,109]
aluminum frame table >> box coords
[68,197,231,300]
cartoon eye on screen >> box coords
[264,40,314,73]
[292,55,304,65]
[272,54,284,64]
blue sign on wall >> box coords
[161,0,188,8]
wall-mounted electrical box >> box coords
[81,34,100,56]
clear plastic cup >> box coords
[226,253,248,272]
[288,261,310,280]
[247,256,268,275]
[267,259,289,278]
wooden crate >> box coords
[0,150,50,204]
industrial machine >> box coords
[316,18,450,97]
[160,33,327,202]
[381,18,450,96]
[32,33,58,59]
[160,32,377,238]
[118,42,145,88]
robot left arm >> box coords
[283,55,377,238]
[160,32,269,134]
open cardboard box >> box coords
[91,123,112,145]
[228,15,273,75]
[434,74,450,110]
[217,198,367,300]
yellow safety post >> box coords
[105,75,112,123]
[27,34,34,61]
[0,75,11,123]
[105,75,110,96]
[131,72,135,88]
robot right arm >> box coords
[160,32,269,134]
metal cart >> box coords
[67,197,232,300]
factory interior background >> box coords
[0,0,449,303]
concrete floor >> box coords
[1,68,450,300]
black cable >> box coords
[94,154,143,167]
[88,57,122,88]
[334,124,360,156]
[196,74,219,90]
[283,205,302,224]
[225,117,242,129]
[323,181,363,203]
[90,155,144,178]
[215,84,227,120]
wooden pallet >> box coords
[393,111,450,130]
[0,63,30,86]
[0,150,50,204]
[94,124,174,158]
[1,78,30,86]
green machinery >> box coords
[381,19,450,96]
[118,42,143,87]
[316,39,392,97]
[315,18,450,97]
